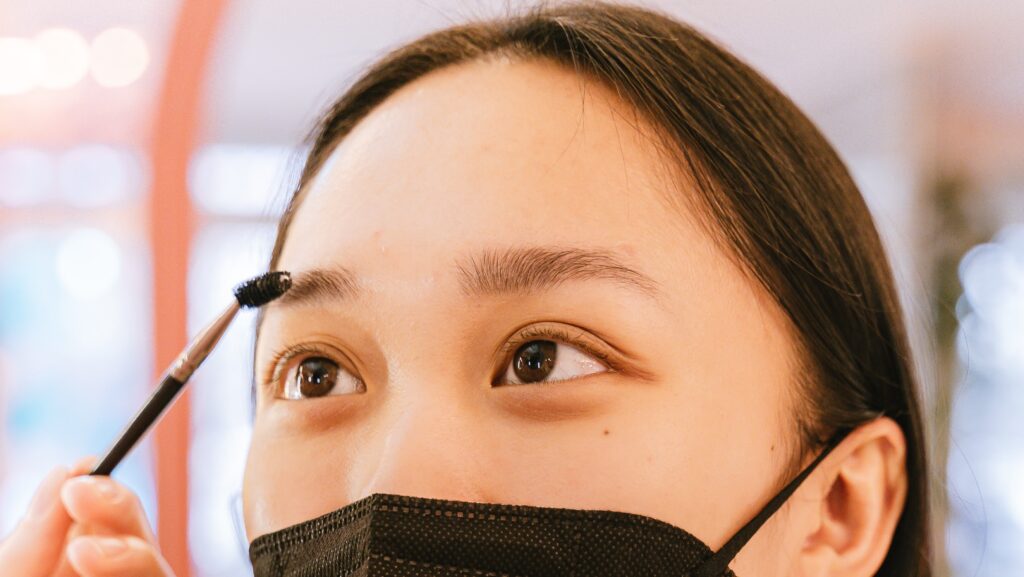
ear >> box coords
[797,417,908,577]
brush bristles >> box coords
[234,271,292,308]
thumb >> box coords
[0,464,74,577]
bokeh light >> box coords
[90,27,149,88]
[189,144,299,216]
[0,148,56,206]
[0,37,43,95]
[54,228,123,300]
[34,28,90,89]
[957,227,1024,376]
[57,145,137,207]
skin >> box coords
[1,56,907,576]
[244,56,908,576]
[0,456,174,576]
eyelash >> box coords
[263,342,352,395]
[262,325,622,395]
[495,325,621,383]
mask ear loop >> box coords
[688,428,853,577]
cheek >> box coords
[729,504,806,577]
[242,422,356,539]
[481,387,744,540]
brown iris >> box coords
[512,340,557,383]
[294,357,340,397]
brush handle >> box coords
[90,374,187,476]
[89,301,240,476]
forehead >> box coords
[277,56,701,276]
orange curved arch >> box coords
[149,0,228,574]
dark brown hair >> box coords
[259,1,933,574]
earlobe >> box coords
[798,417,908,577]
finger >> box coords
[66,535,174,577]
[60,475,157,544]
[0,465,73,577]
[49,456,103,577]
[70,455,100,476]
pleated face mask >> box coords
[249,430,847,577]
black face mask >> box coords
[249,430,847,577]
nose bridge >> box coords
[355,375,495,503]
[350,257,497,503]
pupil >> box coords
[297,357,338,397]
[513,340,557,383]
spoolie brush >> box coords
[234,271,292,309]
[90,271,292,476]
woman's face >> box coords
[244,57,805,572]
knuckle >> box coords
[68,477,154,536]
[112,495,157,542]
[116,485,144,510]
[102,478,131,502]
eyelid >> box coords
[495,323,627,381]
[262,341,355,397]
[261,323,641,396]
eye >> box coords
[268,344,365,400]
[496,326,615,386]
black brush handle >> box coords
[90,374,187,476]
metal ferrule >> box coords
[167,300,241,382]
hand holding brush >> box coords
[0,271,291,577]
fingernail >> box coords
[66,475,121,501]
[28,465,68,519]
[91,536,129,557]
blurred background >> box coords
[1,1,1021,575]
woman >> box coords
[2,2,934,575]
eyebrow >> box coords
[271,246,662,308]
